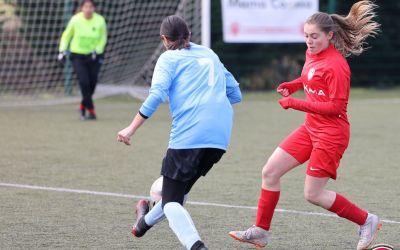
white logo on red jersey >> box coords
[304,84,326,96]
[308,67,315,81]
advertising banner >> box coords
[221,0,319,43]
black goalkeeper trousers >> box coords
[71,53,102,110]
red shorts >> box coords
[279,125,348,179]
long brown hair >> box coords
[160,15,190,50]
[306,1,380,57]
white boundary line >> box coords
[0,84,149,108]
[1,182,399,225]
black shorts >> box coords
[161,148,225,182]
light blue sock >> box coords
[144,195,188,226]
[164,202,201,250]
[144,200,165,226]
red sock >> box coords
[328,193,368,225]
[255,189,280,230]
[80,103,85,110]
[88,109,96,115]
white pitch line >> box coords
[1,182,399,225]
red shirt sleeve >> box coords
[279,97,346,116]
[277,77,303,95]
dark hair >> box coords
[160,15,190,50]
[306,1,380,57]
[80,0,96,8]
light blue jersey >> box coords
[139,43,241,150]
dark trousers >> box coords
[71,53,102,110]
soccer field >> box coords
[0,90,399,250]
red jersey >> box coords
[300,44,350,145]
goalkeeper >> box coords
[58,0,107,120]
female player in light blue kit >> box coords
[117,15,241,250]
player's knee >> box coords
[161,195,185,209]
[162,200,177,209]
[304,188,322,205]
[162,201,182,214]
[261,165,280,186]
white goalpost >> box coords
[201,0,211,48]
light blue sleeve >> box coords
[139,54,174,118]
[223,64,242,104]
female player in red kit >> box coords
[229,1,380,249]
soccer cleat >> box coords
[86,113,97,120]
[79,107,86,121]
[190,240,208,250]
[357,213,382,250]
[80,108,86,117]
[132,199,152,237]
[228,225,269,248]
[79,114,96,121]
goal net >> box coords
[0,0,202,102]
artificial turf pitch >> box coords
[0,90,399,249]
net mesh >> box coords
[0,0,201,100]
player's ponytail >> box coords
[160,15,191,50]
[306,1,380,57]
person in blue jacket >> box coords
[117,15,241,250]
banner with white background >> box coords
[221,0,319,43]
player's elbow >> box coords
[326,108,342,116]
[229,94,241,104]
[328,101,346,116]
[233,91,242,104]
[227,88,242,104]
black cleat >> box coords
[86,113,97,120]
[79,108,86,121]
[191,240,208,250]
[132,199,152,237]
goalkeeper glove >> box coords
[91,50,97,61]
[57,51,67,63]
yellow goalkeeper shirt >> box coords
[59,12,107,55]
